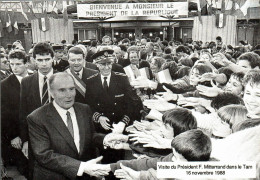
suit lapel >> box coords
[73,104,86,155]
[32,73,41,107]
[10,74,20,90]
[47,103,78,154]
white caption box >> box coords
[157,162,256,179]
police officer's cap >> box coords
[92,49,114,63]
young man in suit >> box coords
[85,49,141,165]
[19,42,55,179]
[0,53,11,80]
[1,50,30,178]
[66,46,98,103]
[27,72,113,180]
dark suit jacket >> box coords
[19,72,42,143]
[27,102,105,180]
[0,71,9,81]
[117,58,130,68]
[85,72,141,133]
[85,62,125,74]
[74,67,98,104]
[53,59,69,72]
[1,74,20,140]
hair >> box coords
[217,104,248,128]
[218,67,234,84]
[61,40,66,44]
[191,64,213,76]
[151,56,165,70]
[171,129,212,161]
[161,61,179,79]
[177,66,191,79]
[33,42,54,59]
[119,44,127,52]
[127,46,139,53]
[49,72,75,90]
[91,40,97,47]
[243,69,260,87]
[238,52,260,69]
[176,45,189,54]
[164,47,172,54]
[8,50,28,64]
[216,36,222,41]
[211,92,243,110]
[155,37,160,42]
[232,119,260,133]
[163,108,197,137]
[179,58,193,67]
[230,72,245,88]
[161,40,168,47]
[163,54,173,61]
[68,46,85,58]
[122,38,130,44]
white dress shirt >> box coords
[52,101,80,152]
[101,73,111,87]
[38,69,53,102]
[15,72,29,84]
[74,68,83,79]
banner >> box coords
[77,2,188,18]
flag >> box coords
[0,19,3,37]
[216,13,226,28]
[50,1,59,18]
[197,0,202,23]
[38,17,50,32]
[63,1,68,26]
[26,1,37,19]
[14,21,19,35]
[240,0,260,16]
[6,13,12,33]
[20,2,29,21]
[3,8,9,27]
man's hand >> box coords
[131,77,158,89]
[22,141,28,159]
[98,116,111,130]
[11,136,22,149]
[83,156,110,177]
[103,133,129,149]
[141,133,172,149]
[157,86,178,101]
[112,122,126,134]
[114,163,140,180]
[196,80,222,97]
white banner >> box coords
[77,2,188,17]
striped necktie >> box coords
[66,111,74,138]
[41,76,49,106]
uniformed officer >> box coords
[52,44,69,72]
[85,49,141,164]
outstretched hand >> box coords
[114,163,140,180]
[83,156,111,177]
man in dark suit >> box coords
[52,44,69,72]
[27,72,112,180]
[1,50,30,177]
[19,42,56,179]
[66,46,98,103]
[0,53,11,80]
[85,49,141,165]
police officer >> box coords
[85,49,141,164]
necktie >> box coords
[66,111,74,138]
[103,77,108,91]
[76,72,80,78]
[41,76,49,106]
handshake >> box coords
[81,133,130,177]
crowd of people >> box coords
[1,35,260,180]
